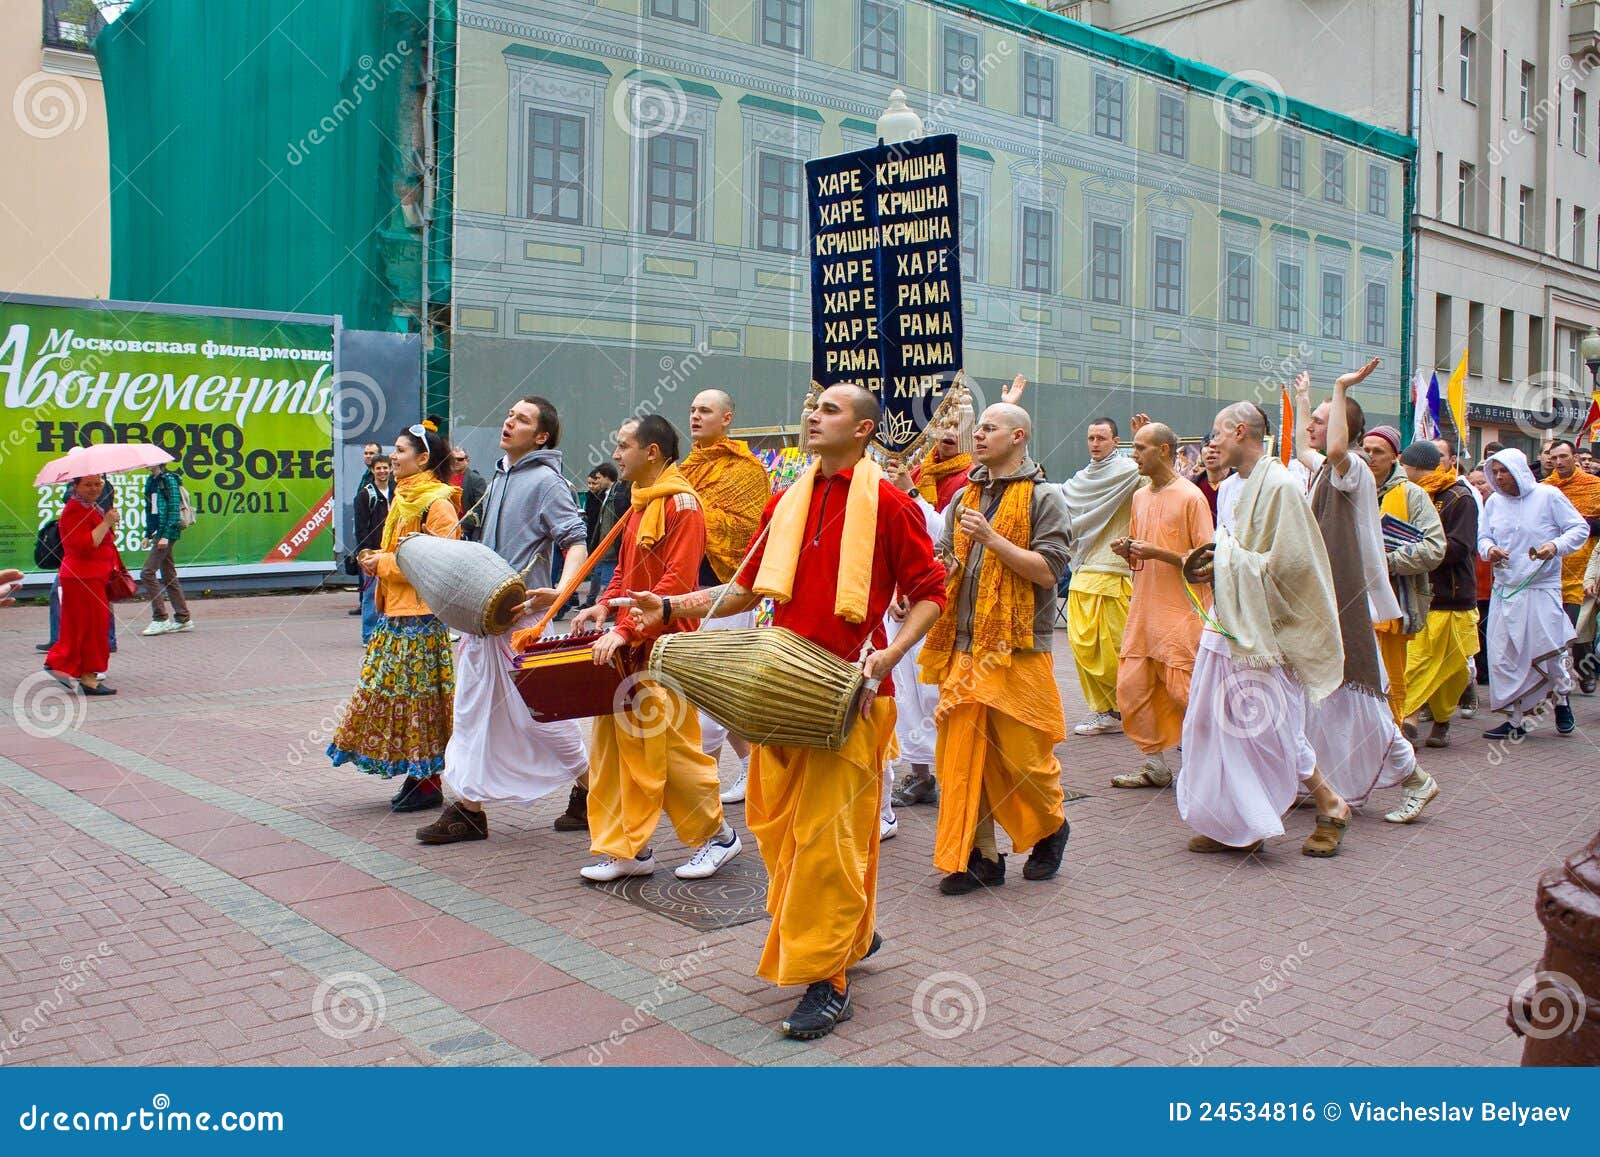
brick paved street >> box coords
[1,590,1592,1066]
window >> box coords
[1458,162,1476,226]
[1467,302,1484,376]
[1529,314,1544,378]
[1276,261,1302,332]
[1365,282,1387,346]
[1433,150,1444,217]
[1499,176,1508,237]
[1020,207,1054,293]
[943,28,980,101]
[1228,133,1253,178]
[1323,147,1345,203]
[1157,93,1186,158]
[651,0,699,25]
[1090,222,1122,304]
[1575,91,1588,155]
[1520,61,1535,124]
[755,153,802,253]
[1435,14,1445,90]
[1280,135,1302,191]
[1498,308,1516,380]
[1152,234,1184,313]
[1575,206,1588,264]
[960,192,980,280]
[1022,52,1055,121]
[1367,164,1388,216]
[1434,294,1453,367]
[761,0,805,53]
[526,110,585,224]
[644,132,698,239]
[1225,250,1252,324]
[1501,49,1509,119]
[1459,28,1476,102]
[1321,271,1344,340]
[859,1,899,79]
[1093,74,1125,141]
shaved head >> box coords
[688,388,737,445]
[693,389,734,415]
[1140,422,1177,456]
[834,383,881,424]
[984,402,1032,438]
[1216,402,1266,442]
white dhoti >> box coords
[1302,683,1414,807]
[1488,587,1575,717]
[696,606,758,757]
[886,614,938,765]
[1177,630,1317,847]
[443,633,587,805]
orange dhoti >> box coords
[747,697,895,989]
[587,681,724,859]
[932,651,1066,874]
[1115,657,1191,755]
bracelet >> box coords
[662,596,672,625]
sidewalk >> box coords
[1,591,1588,1066]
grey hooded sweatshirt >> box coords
[478,448,587,585]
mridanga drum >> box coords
[394,534,526,636]
[648,626,865,750]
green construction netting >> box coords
[98,0,430,332]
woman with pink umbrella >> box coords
[44,475,122,695]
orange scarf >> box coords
[1414,464,1458,497]
[630,463,698,549]
[914,452,971,505]
[1545,468,1600,600]
[679,437,770,581]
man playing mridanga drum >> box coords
[629,384,947,1041]
[413,397,591,847]
[679,389,771,805]
[569,414,741,883]
[920,402,1071,896]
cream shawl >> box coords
[1060,452,1141,569]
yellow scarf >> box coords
[915,451,971,505]
[1414,464,1458,497]
[630,463,699,549]
[920,477,1035,683]
[381,471,460,552]
[753,458,880,624]
[679,437,771,581]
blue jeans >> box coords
[359,572,380,643]
[585,560,616,607]
[48,573,116,651]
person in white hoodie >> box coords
[1477,447,1589,739]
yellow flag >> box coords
[1445,349,1469,441]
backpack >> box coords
[178,482,197,528]
[33,519,63,570]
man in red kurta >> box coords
[568,414,737,883]
[630,384,946,1040]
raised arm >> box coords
[1326,358,1381,477]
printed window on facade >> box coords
[1020,207,1054,293]
[1090,221,1122,304]
[1320,271,1344,340]
[1225,250,1252,324]
[1093,74,1124,141]
[1323,148,1345,203]
[1276,262,1302,332]
[651,0,699,25]
[859,1,899,79]
[526,110,584,224]
[1575,207,1587,265]
[1520,62,1535,124]
[1459,28,1475,102]
[1157,93,1186,158]
[1280,135,1302,191]
[1458,162,1476,225]
[943,28,980,100]
[1022,52,1055,121]
[1365,282,1387,346]
[960,192,980,280]
[1518,185,1533,246]
[1575,91,1588,155]
[1152,234,1184,313]
[761,0,805,53]
[645,132,698,239]
[1228,132,1253,178]
[1367,163,1388,216]
[756,153,802,253]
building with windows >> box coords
[1098,0,1600,460]
[0,0,111,298]
[449,0,1411,478]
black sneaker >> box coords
[1580,673,1597,695]
[391,775,444,813]
[1556,702,1576,735]
[1482,721,1525,740]
[939,850,1005,895]
[864,931,883,959]
[781,980,852,1040]
[1023,819,1071,881]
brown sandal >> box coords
[1301,812,1349,857]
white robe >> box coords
[885,493,944,767]
[443,631,587,805]
[1478,450,1589,716]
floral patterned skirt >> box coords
[328,614,454,779]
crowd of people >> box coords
[319,366,1599,1042]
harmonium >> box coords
[508,628,647,722]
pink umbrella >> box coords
[33,442,174,487]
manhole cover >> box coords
[587,857,768,930]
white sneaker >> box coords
[1383,774,1440,824]
[169,620,193,633]
[579,854,657,882]
[674,834,741,879]
[1073,712,1123,736]
[141,620,175,636]
[880,816,899,841]
[719,768,748,804]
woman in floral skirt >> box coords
[328,421,460,812]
